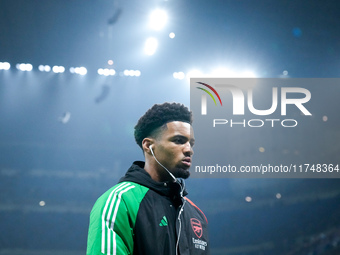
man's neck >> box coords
[144,161,174,182]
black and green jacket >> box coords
[87,161,210,255]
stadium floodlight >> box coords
[245,196,252,202]
[149,9,168,31]
[173,72,185,80]
[177,72,185,80]
[103,69,110,76]
[109,69,116,76]
[211,68,257,78]
[0,62,11,70]
[26,64,33,71]
[39,65,51,72]
[123,69,130,76]
[123,70,141,77]
[4,62,11,70]
[44,65,51,72]
[97,68,115,76]
[144,37,158,56]
[75,67,87,75]
[52,66,65,73]
[16,63,33,71]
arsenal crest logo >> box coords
[190,218,203,238]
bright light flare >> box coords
[245,196,252,202]
[44,65,51,72]
[241,70,257,78]
[144,37,158,56]
[75,67,87,75]
[52,66,65,73]
[0,62,10,70]
[173,72,185,80]
[38,65,51,73]
[149,9,168,30]
[123,70,141,77]
[26,64,33,71]
[211,68,257,78]
[16,63,33,71]
[97,68,116,76]
[211,68,234,77]
[70,67,87,75]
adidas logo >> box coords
[159,216,168,226]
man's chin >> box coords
[175,168,190,179]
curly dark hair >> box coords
[134,102,192,149]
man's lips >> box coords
[182,157,192,167]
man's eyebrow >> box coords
[172,135,195,143]
[172,135,187,139]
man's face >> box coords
[153,121,195,179]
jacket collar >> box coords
[119,161,188,202]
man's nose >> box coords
[184,142,194,156]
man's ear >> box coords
[142,138,154,155]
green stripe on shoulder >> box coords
[87,182,149,255]
[116,181,149,224]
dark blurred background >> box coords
[0,0,340,255]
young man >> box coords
[87,102,210,255]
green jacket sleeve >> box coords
[86,182,148,255]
